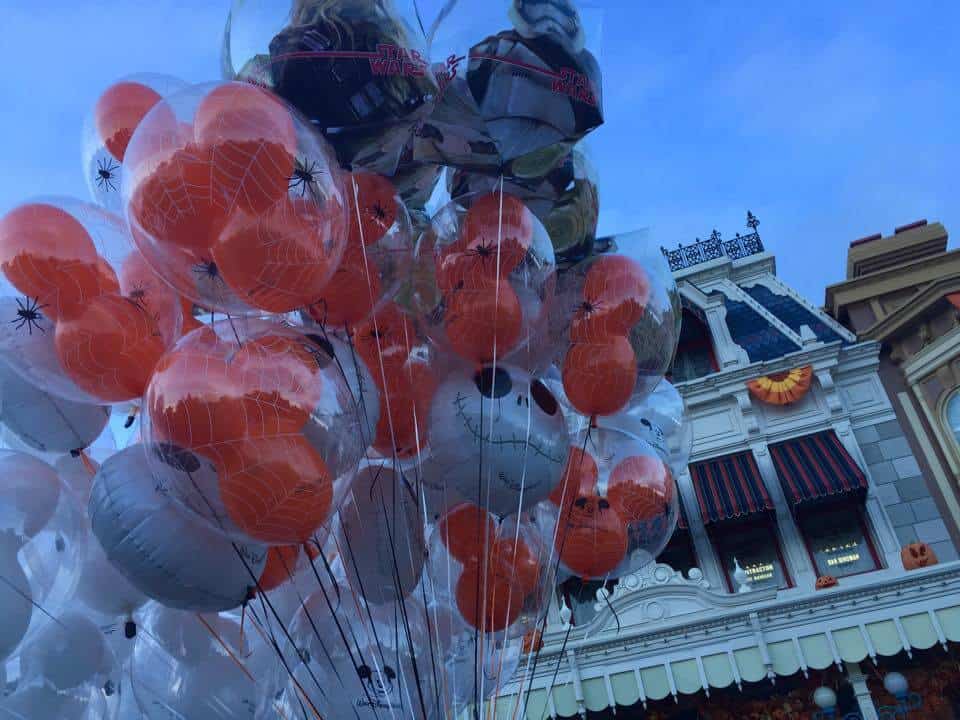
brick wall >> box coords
[855,420,959,562]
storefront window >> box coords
[657,533,698,576]
[947,390,960,448]
[558,577,617,626]
[800,505,880,577]
[714,521,792,592]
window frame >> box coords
[944,388,960,454]
[798,501,882,579]
[711,515,794,593]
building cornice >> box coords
[861,275,960,341]
[902,325,960,384]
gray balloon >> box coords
[423,364,568,517]
[89,445,267,612]
[0,362,110,453]
[339,464,426,605]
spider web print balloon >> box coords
[142,317,361,545]
[537,426,678,581]
[122,80,349,316]
[82,73,187,214]
[411,189,558,373]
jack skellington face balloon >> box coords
[423,363,567,518]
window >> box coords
[557,577,617,626]
[668,309,718,383]
[800,504,880,577]
[657,532,698,576]
[713,520,792,592]
[947,390,960,449]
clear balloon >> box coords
[88,444,268,612]
[0,681,108,720]
[411,190,558,373]
[225,0,437,173]
[0,361,110,454]
[557,234,681,420]
[338,463,427,605]
[290,583,440,720]
[423,363,567,518]
[538,426,678,581]
[82,73,187,213]
[142,318,362,545]
[19,611,113,691]
[122,80,348,316]
[414,0,603,173]
[0,199,180,404]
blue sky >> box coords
[1,1,957,304]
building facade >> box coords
[825,220,960,544]
[493,218,960,719]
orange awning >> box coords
[746,365,812,405]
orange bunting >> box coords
[746,365,812,405]
[54,293,167,402]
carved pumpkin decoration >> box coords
[901,541,939,570]
[746,365,812,405]
[815,574,838,590]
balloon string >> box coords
[79,450,96,477]
[240,602,247,647]
[195,613,255,684]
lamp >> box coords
[878,671,922,718]
[812,686,837,719]
[882,672,908,699]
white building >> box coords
[495,220,960,719]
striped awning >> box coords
[770,430,867,508]
[690,451,773,525]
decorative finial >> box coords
[709,228,722,244]
[746,211,760,232]
[733,557,752,593]
[559,594,573,628]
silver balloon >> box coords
[424,364,567,517]
[0,361,110,453]
[339,463,426,605]
[89,445,268,612]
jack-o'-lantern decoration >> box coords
[815,575,838,590]
[901,541,939,570]
[746,365,812,405]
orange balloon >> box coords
[455,561,523,632]
[55,293,166,402]
[444,282,523,366]
[572,255,650,341]
[258,545,301,592]
[439,504,496,565]
[214,197,341,313]
[147,334,249,450]
[557,497,628,579]
[129,142,228,252]
[0,203,107,321]
[347,172,398,246]
[217,435,333,545]
[372,355,435,458]
[306,239,382,327]
[194,83,296,216]
[491,537,540,596]
[548,446,599,506]
[179,296,203,334]
[607,455,673,524]
[95,81,163,162]
[229,333,324,436]
[352,302,415,381]
[458,192,533,278]
[561,335,637,418]
[119,251,181,345]
[95,256,121,296]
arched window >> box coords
[668,308,718,383]
[946,390,960,449]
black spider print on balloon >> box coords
[370,201,388,223]
[289,157,321,199]
[10,296,47,335]
[95,157,120,193]
[192,259,222,283]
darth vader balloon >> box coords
[424,363,567,518]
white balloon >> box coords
[0,450,61,539]
[0,534,32,662]
[74,534,148,621]
[20,611,112,691]
[0,682,105,720]
[89,445,268,612]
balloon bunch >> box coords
[0,1,690,718]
